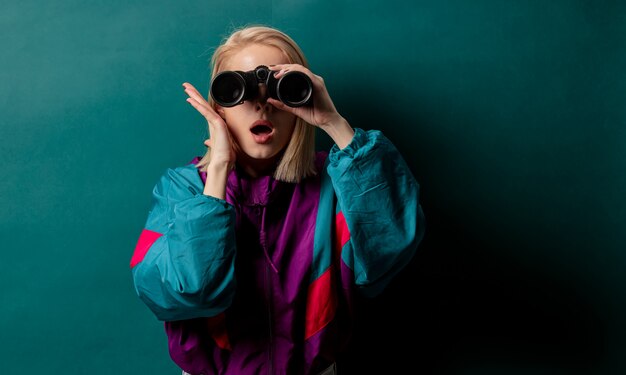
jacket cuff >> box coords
[328,127,370,164]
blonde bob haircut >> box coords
[195,25,317,183]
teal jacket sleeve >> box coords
[130,165,237,321]
[327,128,426,297]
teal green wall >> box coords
[2,1,624,374]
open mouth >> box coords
[251,124,273,135]
[250,120,274,135]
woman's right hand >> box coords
[183,82,236,169]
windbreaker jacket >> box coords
[131,128,426,375]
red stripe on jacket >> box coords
[130,229,162,268]
[335,211,350,256]
[304,211,351,339]
[304,266,338,339]
[206,312,232,350]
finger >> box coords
[182,82,201,92]
[183,83,210,105]
[268,63,303,70]
[204,138,212,148]
[267,97,290,112]
[185,97,223,125]
[182,82,202,96]
[269,64,311,79]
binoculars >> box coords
[210,65,313,108]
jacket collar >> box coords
[226,165,287,207]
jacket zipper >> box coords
[265,260,274,374]
[260,204,274,374]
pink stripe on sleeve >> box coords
[334,211,351,255]
[304,266,338,339]
[130,229,163,268]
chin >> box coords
[241,147,282,161]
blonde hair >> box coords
[195,25,316,183]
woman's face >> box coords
[216,44,297,170]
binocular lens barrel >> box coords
[277,72,313,107]
[210,66,312,108]
[210,73,246,107]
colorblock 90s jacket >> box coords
[130,128,426,375]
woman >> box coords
[130,24,425,375]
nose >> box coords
[254,84,272,112]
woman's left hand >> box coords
[267,64,344,128]
[267,64,354,148]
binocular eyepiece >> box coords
[210,65,313,108]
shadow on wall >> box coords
[331,83,605,375]
[339,208,605,374]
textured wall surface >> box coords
[1,1,625,374]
